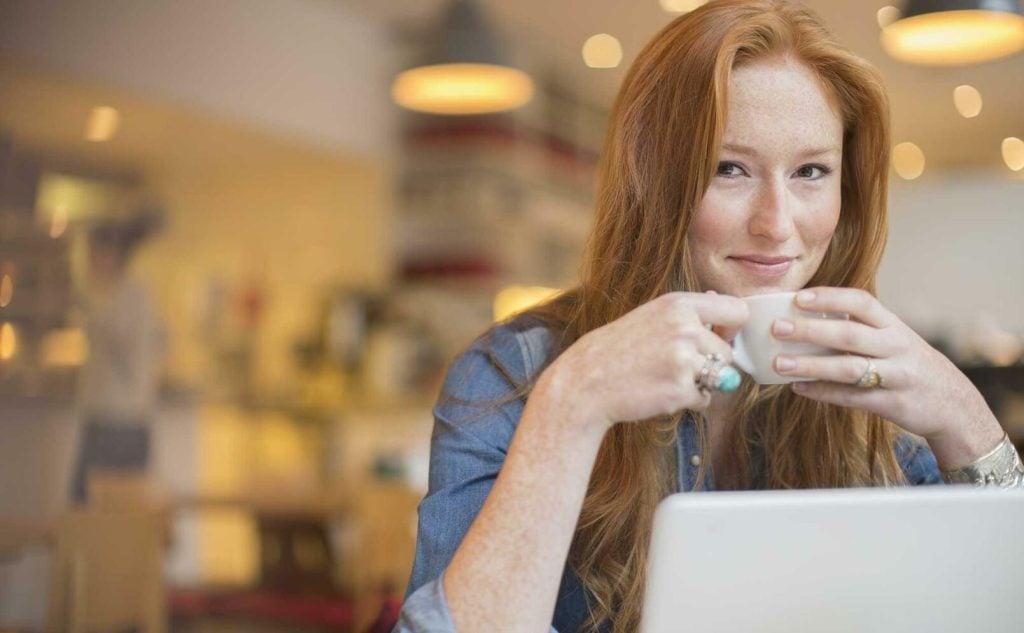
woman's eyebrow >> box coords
[720,142,840,158]
[797,146,841,158]
[721,142,761,157]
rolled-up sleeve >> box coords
[395,327,546,631]
[393,573,457,632]
[395,572,560,633]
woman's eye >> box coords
[795,164,832,179]
[716,162,745,177]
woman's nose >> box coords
[748,180,795,242]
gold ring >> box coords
[855,357,882,389]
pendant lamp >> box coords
[882,0,1024,65]
[391,0,534,115]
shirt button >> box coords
[690,455,701,467]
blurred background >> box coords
[0,0,1022,631]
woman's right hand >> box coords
[539,292,750,434]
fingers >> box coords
[664,291,750,335]
[701,290,742,345]
[772,317,893,357]
[674,352,723,413]
[795,287,894,329]
[790,380,892,413]
[774,354,901,388]
[692,324,735,362]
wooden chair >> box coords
[87,471,162,512]
[46,510,166,633]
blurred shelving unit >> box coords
[0,201,74,402]
[391,77,608,367]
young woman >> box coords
[70,209,165,504]
[395,1,1023,631]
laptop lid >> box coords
[641,487,1024,633]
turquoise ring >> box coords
[697,353,742,394]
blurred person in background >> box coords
[70,207,166,504]
[394,1,1024,632]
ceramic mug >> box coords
[732,291,848,385]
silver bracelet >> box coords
[941,434,1024,488]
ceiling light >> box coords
[1003,137,1024,171]
[391,0,534,115]
[877,6,902,28]
[953,84,983,118]
[50,205,69,239]
[0,274,12,308]
[660,0,706,13]
[582,34,623,69]
[881,0,1024,66]
[893,142,926,180]
[84,106,119,142]
[0,322,17,361]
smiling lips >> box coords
[729,254,795,277]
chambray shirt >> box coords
[394,316,942,633]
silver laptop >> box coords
[641,486,1024,633]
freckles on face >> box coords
[687,56,844,297]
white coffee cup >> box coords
[731,291,848,385]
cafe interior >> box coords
[1,0,1023,631]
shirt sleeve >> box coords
[394,572,560,633]
[895,434,943,485]
[393,573,456,632]
[395,326,561,632]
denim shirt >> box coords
[394,317,942,633]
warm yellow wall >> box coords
[116,117,396,586]
[3,54,397,589]
[1,59,394,398]
[127,148,392,585]
[135,151,392,397]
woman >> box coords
[70,209,165,504]
[396,1,1023,631]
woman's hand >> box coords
[771,286,1004,468]
[538,292,749,436]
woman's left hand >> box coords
[771,286,1004,468]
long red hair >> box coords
[489,1,902,630]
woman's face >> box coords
[687,55,843,298]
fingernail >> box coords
[773,319,794,336]
[775,356,795,372]
[796,290,816,305]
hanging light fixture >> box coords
[881,0,1024,65]
[391,0,534,115]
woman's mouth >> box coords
[728,255,795,277]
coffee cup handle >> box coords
[731,333,754,376]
